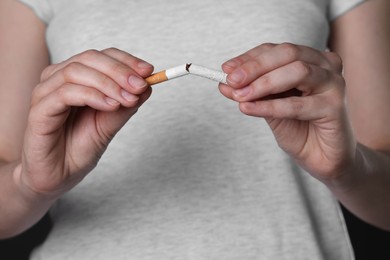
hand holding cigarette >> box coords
[145,63,227,85]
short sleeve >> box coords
[17,0,53,24]
[329,0,366,20]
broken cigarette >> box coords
[145,63,227,85]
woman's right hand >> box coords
[15,48,154,200]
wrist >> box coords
[324,144,366,194]
[0,162,55,239]
[12,162,57,205]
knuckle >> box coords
[279,42,300,61]
[327,51,342,63]
[260,43,275,50]
[78,49,100,60]
[246,43,276,60]
[40,64,56,81]
[244,59,262,75]
[325,51,343,71]
[102,47,119,54]
[62,62,81,80]
[292,61,311,78]
[57,84,91,104]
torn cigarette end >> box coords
[185,63,191,72]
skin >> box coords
[0,0,154,237]
[219,0,390,230]
[0,0,389,239]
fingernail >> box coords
[128,75,147,89]
[121,90,139,101]
[228,68,246,84]
[138,61,153,69]
[234,87,250,97]
[223,60,239,70]
[105,97,120,106]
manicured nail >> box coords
[228,68,246,84]
[128,75,147,89]
[121,90,139,101]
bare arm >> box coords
[0,0,154,238]
[0,0,49,160]
[219,0,390,230]
[328,0,390,230]
[0,0,50,238]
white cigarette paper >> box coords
[165,64,189,80]
[145,63,227,85]
[145,64,189,85]
[187,64,227,84]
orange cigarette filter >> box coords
[145,70,168,85]
[145,71,168,85]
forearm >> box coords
[0,161,55,239]
[327,143,390,230]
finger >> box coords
[29,83,121,134]
[218,83,234,101]
[222,43,276,73]
[322,51,343,73]
[226,43,332,88]
[41,83,121,115]
[238,95,328,120]
[231,61,337,102]
[40,49,148,94]
[33,62,140,107]
[101,47,154,77]
[98,87,153,136]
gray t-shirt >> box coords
[19,0,364,259]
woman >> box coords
[0,0,389,259]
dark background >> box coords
[0,205,389,259]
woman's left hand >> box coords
[219,43,357,184]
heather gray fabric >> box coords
[18,0,364,259]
